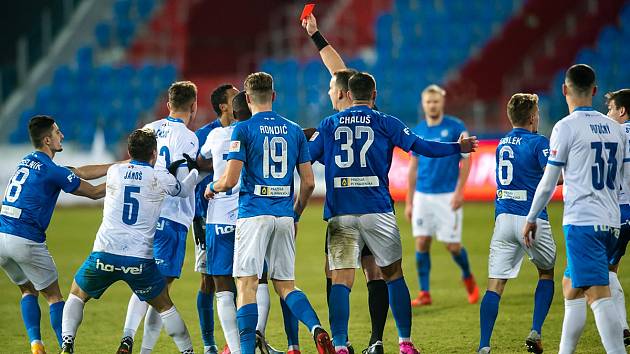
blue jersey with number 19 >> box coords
[0,152,80,243]
[309,105,417,220]
[227,111,311,218]
[495,128,550,220]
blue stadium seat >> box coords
[115,18,136,47]
[76,46,93,70]
[113,0,132,19]
[136,0,155,20]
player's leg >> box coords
[119,293,148,350]
[145,281,194,354]
[411,192,433,306]
[361,250,388,353]
[361,213,419,354]
[59,281,92,353]
[257,266,271,336]
[608,223,630,345]
[140,278,177,354]
[324,236,333,306]
[558,273,586,354]
[269,216,333,354]
[478,278,507,353]
[280,296,300,353]
[215,275,240,353]
[194,216,218,354]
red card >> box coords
[300,4,315,21]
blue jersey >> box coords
[227,111,311,218]
[194,119,223,218]
[495,128,550,220]
[413,116,467,193]
[0,152,80,242]
[309,105,417,220]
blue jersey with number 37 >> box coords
[227,111,311,218]
[309,105,417,220]
[0,152,80,243]
[494,128,550,220]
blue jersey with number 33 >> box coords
[0,152,80,243]
[227,111,311,218]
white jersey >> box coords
[548,107,627,226]
[93,161,196,259]
[200,124,239,225]
[144,117,199,227]
[619,121,630,206]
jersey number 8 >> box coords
[4,167,30,203]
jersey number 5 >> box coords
[4,167,30,203]
[122,186,140,225]
[591,142,617,190]
[335,126,374,168]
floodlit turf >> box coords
[0,202,627,353]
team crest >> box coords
[441,129,449,138]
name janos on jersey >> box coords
[590,123,611,134]
[499,136,522,145]
[124,170,143,181]
[18,159,42,170]
[340,115,371,124]
[260,125,288,135]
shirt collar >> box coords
[574,106,594,112]
[166,116,184,123]
[130,160,153,167]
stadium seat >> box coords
[94,22,112,48]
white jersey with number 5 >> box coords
[548,107,627,227]
[200,124,240,224]
[93,161,193,259]
[144,117,199,227]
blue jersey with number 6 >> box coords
[494,128,550,220]
[0,151,80,243]
[227,111,311,218]
[309,105,417,220]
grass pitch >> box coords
[0,202,627,353]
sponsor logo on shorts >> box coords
[214,224,235,235]
[135,286,153,295]
[333,176,379,188]
[96,258,143,274]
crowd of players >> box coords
[0,12,629,354]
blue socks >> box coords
[329,284,351,348]
[20,294,41,344]
[415,251,431,292]
[452,247,472,279]
[479,291,501,350]
[197,291,216,346]
[49,301,64,347]
[237,303,258,354]
[532,279,554,334]
[284,290,321,333]
[387,277,412,339]
[280,298,299,348]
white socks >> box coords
[159,306,193,354]
[608,272,629,330]
[123,293,148,339]
[558,297,586,354]
[140,306,163,353]
[217,291,240,353]
[256,284,270,334]
[591,297,625,354]
[61,294,85,343]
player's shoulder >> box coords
[143,118,165,130]
[443,115,465,126]
[195,120,219,137]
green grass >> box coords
[0,202,626,353]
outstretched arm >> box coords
[71,180,106,200]
[69,161,120,180]
[410,134,478,157]
[302,14,346,74]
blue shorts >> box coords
[154,218,188,278]
[609,223,630,266]
[206,223,235,276]
[563,225,618,288]
[75,252,165,302]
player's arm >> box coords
[410,133,478,157]
[68,162,120,180]
[452,132,472,210]
[294,162,315,220]
[197,134,214,173]
[71,180,106,200]
[302,14,346,74]
[206,160,243,198]
[405,155,418,221]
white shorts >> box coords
[411,191,463,243]
[488,214,556,279]
[192,216,207,274]
[233,216,295,280]
[327,212,402,270]
[0,232,58,290]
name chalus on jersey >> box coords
[96,258,143,274]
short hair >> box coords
[128,128,157,162]
[210,84,236,116]
[232,91,252,121]
[605,89,630,115]
[422,84,446,97]
[507,93,539,127]
[565,64,596,97]
[332,68,359,92]
[244,72,273,104]
[348,72,376,101]
[28,115,56,148]
[168,81,197,112]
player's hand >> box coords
[522,221,537,248]
[204,184,215,200]
[404,203,413,221]
[458,134,479,153]
[301,13,318,36]
[168,159,186,176]
[183,153,199,172]
[450,192,464,210]
[303,127,317,140]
